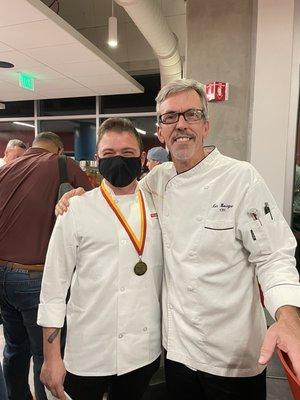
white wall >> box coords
[284,0,300,220]
[186,0,252,161]
[250,0,298,220]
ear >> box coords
[202,120,210,140]
[141,151,146,166]
[157,125,165,144]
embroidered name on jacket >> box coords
[212,203,234,212]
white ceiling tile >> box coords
[22,65,65,80]
[34,78,87,90]
[92,84,142,96]
[76,74,131,87]
[0,79,42,100]
[0,20,75,50]
[25,43,100,65]
[0,51,41,68]
[0,42,13,53]
[0,0,46,27]
[0,70,21,87]
[50,60,113,77]
[0,65,64,89]
[38,87,97,97]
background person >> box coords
[146,146,169,171]
[38,118,163,400]
[0,132,92,400]
[0,139,26,166]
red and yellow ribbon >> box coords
[100,181,147,257]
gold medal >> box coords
[134,260,147,276]
[100,181,148,277]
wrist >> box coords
[275,305,300,321]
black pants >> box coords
[64,356,160,400]
[165,358,266,400]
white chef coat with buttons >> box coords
[140,147,300,377]
[38,185,163,376]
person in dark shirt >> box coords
[0,132,92,400]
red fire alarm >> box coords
[205,82,229,102]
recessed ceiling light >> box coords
[0,61,14,68]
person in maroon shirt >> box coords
[0,132,92,400]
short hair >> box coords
[6,139,26,150]
[147,146,169,163]
[156,78,209,121]
[33,132,63,150]
[97,117,143,151]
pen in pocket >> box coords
[264,202,273,220]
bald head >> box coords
[33,132,63,154]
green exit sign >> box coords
[19,72,35,91]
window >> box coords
[39,97,96,116]
[0,121,34,155]
[39,119,96,159]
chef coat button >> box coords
[189,251,196,257]
[120,287,125,292]
[187,286,193,292]
[121,239,126,245]
[118,333,123,339]
[166,243,170,249]
[143,327,148,332]
[196,216,202,222]
[169,304,173,310]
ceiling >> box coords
[0,0,144,102]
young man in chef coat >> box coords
[38,118,163,400]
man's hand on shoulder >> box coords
[259,305,300,379]
[55,187,86,216]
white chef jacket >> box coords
[38,185,163,376]
[0,158,5,167]
[140,147,300,377]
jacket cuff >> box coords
[264,284,300,319]
[37,303,66,328]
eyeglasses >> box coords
[159,109,205,125]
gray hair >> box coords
[156,78,209,121]
[33,132,63,150]
[6,139,26,150]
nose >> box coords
[176,113,189,130]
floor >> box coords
[0,325,294,400]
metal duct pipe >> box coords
[114,0,182,87]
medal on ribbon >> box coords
[100,181,147,276]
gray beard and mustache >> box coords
[170,130,198,162]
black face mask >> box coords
[98,155,141,187]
